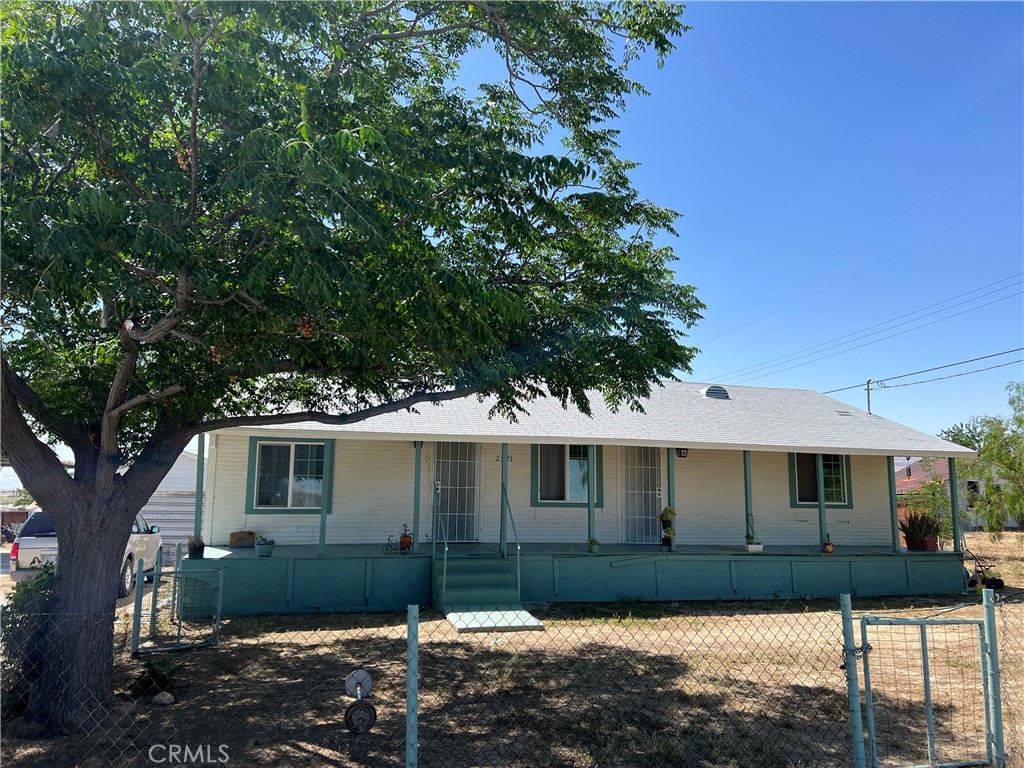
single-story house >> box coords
[181,381,975,622]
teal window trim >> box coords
[530,444,604,508]
[245,437,335,515]
[788,453,854,510]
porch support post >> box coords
[193,433,205,539]
[587,445,596,544]
[500,443,509,558]
[887,457,901,552]
[948,458,962,554]
[816,453,828,547]
[412,441,423,555]
[743,450,754,539]
[318,440,335,558]
[666,448,676,509]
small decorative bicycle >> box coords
[381,524,413,555]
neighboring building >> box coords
[139,450,204,559]
[182,382,976,621]
[897,457,1015,531]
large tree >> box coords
[1,1,701,730]
[939,384,1024,531]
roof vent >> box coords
[700,385,730,400]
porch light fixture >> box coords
[675,448,688,458]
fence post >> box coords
[148,547,163,639]
[840,594,868,768]
[172,543,183,623]
[130,558,145,655]
[406,604,419,768]
[983,589,1005,767]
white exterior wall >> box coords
[477,443,622,545]
[205,431,895,547]
[205,431,429,546]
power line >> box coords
[693,189,1024,345]
[710,273,1022,381]
[876,359,1023,390]
[821,348,1024,394]
[729,291,1021,384]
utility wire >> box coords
[729,291,1021,384]
[821,348,1024,394]
[876,360,1022,390]
[694,189,1024,345]
[710,273,1022,381]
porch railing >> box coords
[502,486,522,599]
[431,483,450,608]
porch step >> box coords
[442,586,522,606]
[445,604,545,632]
[433,555,521,608]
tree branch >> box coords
[189,387,477,436]
[0,357,78,508]
[109,384,186,420]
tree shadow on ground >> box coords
[0,616,995,768]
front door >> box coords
[434,442,479,542]
[623,446,662,544]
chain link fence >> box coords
[847,598,1015,768]
[415,602,852,768]
[1,609,180,768]
[2,596,1020,768]
[996,594,1024,767]
[134,567,223,653]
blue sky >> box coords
[615,1,1023,436]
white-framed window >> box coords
[255,442,325,508]
[538,444,591,502]
[792,453,851,506]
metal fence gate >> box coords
[130,548,223,654]
[841,592,1006,768]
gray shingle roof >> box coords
[241,381,974,458]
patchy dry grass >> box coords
[3,536,1023,767]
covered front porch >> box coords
[179,541,967,616]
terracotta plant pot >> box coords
[822,542,834,553]
[906,537,939,552]
[399,535,413,553]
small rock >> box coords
[151,691,175,706]
[2,717,47,740]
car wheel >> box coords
[118,557,134,598]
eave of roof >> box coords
[222,381,977,459]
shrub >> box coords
[0,561,55,722]
[899,511,942,540]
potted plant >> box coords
[899,512,941,551]
[186,535,205,560]
[587,537,599,554]
[822,533,834,554]
[399,523,413,553]
[254,535,276,557]
[744,533,763,553]
[659,506,677,531]
[661,527,675,548]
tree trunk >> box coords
[25,495,136,734]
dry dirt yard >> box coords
[2,533,1022,768]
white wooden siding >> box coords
[206,431,895,546]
